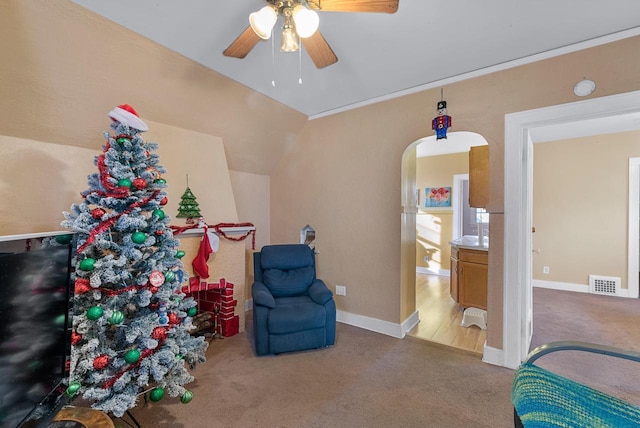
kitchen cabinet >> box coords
[449,247,487,310]
[469,145,489,208]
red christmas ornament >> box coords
[152,326,168,341]
[71,331,82,345]
[149,271,165,287]
[149,286,159,294]
[92,208,106,219]
[168,312,180,325]
[133,178,147,190]
[74,278,91,295]
[93,354,110,370]
[155,230,164,236]
[159,196,168,206]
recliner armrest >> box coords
[252,281,276,308]
[309,279,333,305]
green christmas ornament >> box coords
[155,178,167,185]
[187,307,197,317]
[116,136,131,146]
[131,231,147,244]
[164,270,175,283]
[149,387,165,402]
[79,257,96,271]
[86,306,104,320]
[124,348,141,364]
[176,250,186,259]
[118,178,132,188]
[55,234,73,244]
[109,310,125,325]
[66,381,81,397]
[152,209,165,220]
[180,390,193,404]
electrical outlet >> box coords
[543,266,550,275]
[335,285,346,296]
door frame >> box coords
[502,90,640,369]
[452,173,469,240]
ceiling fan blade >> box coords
[308,0,399,13]
[302,31,338,69]
[223,26,261,59]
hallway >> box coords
[408,273,486,354]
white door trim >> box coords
[452,174,469,240]
[628,157,640,299]
[502,90,640,369]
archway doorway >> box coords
[401,131,489,354]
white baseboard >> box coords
[401,310,420,337]
[416,267,451,276]
[534,279,634,298]
[337,309,418,339]
[533,279,589,293]
[482,344,506,368]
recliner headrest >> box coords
[260,244,314,270]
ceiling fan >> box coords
[223,0,399,69]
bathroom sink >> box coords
[449,235,489,249]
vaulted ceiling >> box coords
[70,0,640,118]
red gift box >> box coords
[219,316,239,337]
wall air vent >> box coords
[589,275,621,296]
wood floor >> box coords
[408,273,486,354]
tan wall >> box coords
[0,136,96,235]
[533,130,640,289]
[147,120,238,225]
[0,1,307,175]
[3,0,640,352]
[271,37,640,349]
[229,170,271,303]
[416,152,469,270]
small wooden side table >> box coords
[49,406,114,428]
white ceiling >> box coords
[70,0,640,118]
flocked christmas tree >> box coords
[59,104,208,417]
[176,181,202,224]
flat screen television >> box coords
[0,232,75,428]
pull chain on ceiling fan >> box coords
[223,0,399,69]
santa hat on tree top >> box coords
[108,104,149,132]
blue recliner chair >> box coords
[252,244,336,356]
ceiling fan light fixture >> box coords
[292,5,319,38]
[249,5,277,39]
[280,24,300,52]
[280,11,300,52]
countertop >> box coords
[449,235,489,251]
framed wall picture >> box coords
[424,187,451,208]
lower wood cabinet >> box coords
[450,247,487,310]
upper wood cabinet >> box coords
[469,145,489,208]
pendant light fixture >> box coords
[280,8,300,52]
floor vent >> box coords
[589,275,621,296]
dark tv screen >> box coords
[0,237,73,428]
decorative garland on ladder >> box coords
[170,222,256,250]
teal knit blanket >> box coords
[512,363,640,427]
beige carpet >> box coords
[531,287,640,405]
[114,316,515,428]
